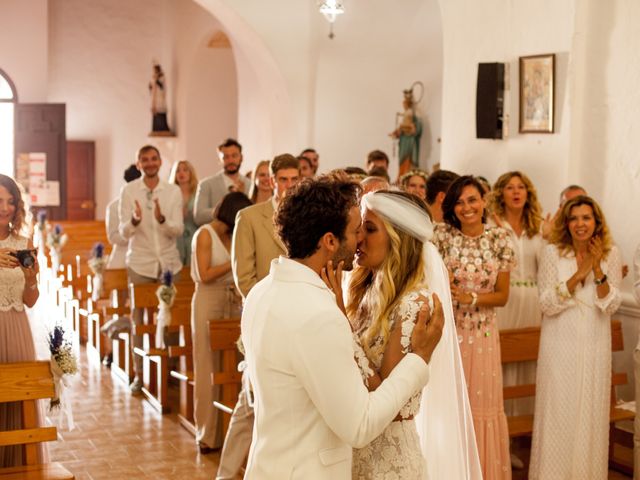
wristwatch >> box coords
[594,274,608,286]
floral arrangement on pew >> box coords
[47,224,68,273]
[88,242,108,302]
[155,270,177,349]
[48,324,78,429]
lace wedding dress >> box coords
[351,288,429,480]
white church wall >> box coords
[0,0,48,102]
[48,0,170,219]
[195,0,444,177]
[47,0,239,218]
[171,0,239,181]
[438,0,575,215]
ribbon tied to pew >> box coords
[88,242,108,302]
[155,270,177,349]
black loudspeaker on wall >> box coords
[476,63,505,139]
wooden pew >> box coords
[0,361,74,479]
[129,281,195,413]
[82,269,129,364]
[168,311,195,435]
[209,318,242,436]
[500,320,634,473]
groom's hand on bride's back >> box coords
[411,293,444,364]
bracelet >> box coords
[594,274,608,286]
[470,292,478,306]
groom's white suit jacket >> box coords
[241,257,430,479]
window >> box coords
[0,69,17,177]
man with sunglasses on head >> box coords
[118,144,184,394]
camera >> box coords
[10,249,37,268]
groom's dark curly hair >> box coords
[276,171,361,259]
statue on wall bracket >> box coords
[390,81,424,177]
[149,63,173,136]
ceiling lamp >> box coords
[318,0,344,39]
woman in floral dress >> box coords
[433,175,515,480]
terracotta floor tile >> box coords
[48,348,220,478]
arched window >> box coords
[0,68,17,177]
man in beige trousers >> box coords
[215,154,300,480]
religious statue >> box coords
[149,63,171,134]
[390,82,423,177]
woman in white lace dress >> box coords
[0,174,44,467]
[489,171,543,418]
[325,190,480,479]
[529,195,622,479]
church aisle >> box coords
[48,349,221,479]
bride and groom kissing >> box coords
[241,174,481,479]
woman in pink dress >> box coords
[433,175,515,480]
[0,174,45,467]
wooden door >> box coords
[66,141,95,220]
[14,103,67,219]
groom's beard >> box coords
[332,240,355,271]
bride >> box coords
[325,190,482,479]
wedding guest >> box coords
[248,160,272,204]
[106,165,141,269]
[218,154,300,479]
[190,192,252,454]
[118,145,183,394]
[344,167,368,182]
[169,160,198,266]
[529,196,622,479]
[194,138,251,226]
[299,148,319,175]
[434,175,514,479]
[425,169,459,223]
[0,174,45,467]
[489,171,543,418]
[360,176,389,194]
[298,156,314,179]
[399,169,428,200]
[366,150,390,172]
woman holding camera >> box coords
[0,174,43,467]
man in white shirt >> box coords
[241,174,443,479]
[193,138,252,226]
[118,144,184,393]
[106,164,141,269]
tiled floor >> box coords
[48,348,632,479]
[48,351,225,479]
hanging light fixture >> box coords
[318,0,344,39]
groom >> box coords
[241,174,444,479]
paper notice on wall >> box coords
[15,152,47,195]
[30,181,60,207]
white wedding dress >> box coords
[351,287,429,479]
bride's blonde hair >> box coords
[346,191,428,358]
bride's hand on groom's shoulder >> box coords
[321,260,346,316]
[410,293,444,364]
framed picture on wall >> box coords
[519,53,555,133]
